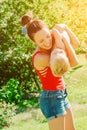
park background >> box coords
[0,0,87,130]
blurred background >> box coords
[0,0,87,129]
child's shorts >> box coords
[40,89,71,120]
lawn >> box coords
[2,54,87,130]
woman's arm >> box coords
[65,25,80,48]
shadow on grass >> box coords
[69,64,84,73]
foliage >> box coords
[0,101,16,129]
[0,78,39,128]
[0,0,42,97]
[0,38,41,95]
[0,78,23,104]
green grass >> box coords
[64,54,87,103]
[2,54,87,130]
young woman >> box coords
[21,12,80,130]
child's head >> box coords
[50,48,70,77]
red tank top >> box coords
[32,51,65,90]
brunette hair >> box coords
[21,12,47,41]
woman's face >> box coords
[34,28,52,50]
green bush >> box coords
[0,0,41,93]
[0,101,16,129]
[1,78,23,104]
[0,42,41,95]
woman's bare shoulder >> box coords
[33,49,50,70]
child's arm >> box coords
[54,24,80,48]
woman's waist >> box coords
[42,79,65,90]
[42,85,65,91]
[41,88,67,98]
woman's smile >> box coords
[34,28,52,50]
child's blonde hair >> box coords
[50,48,70,77]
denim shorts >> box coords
[40,89,71,120]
